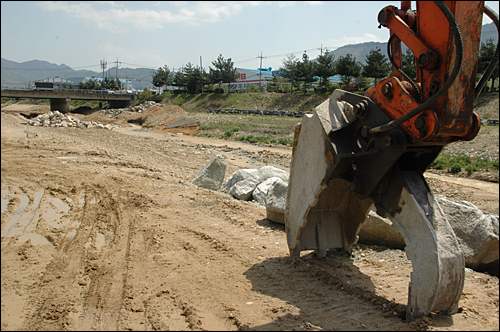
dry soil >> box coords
[1,105,498,331]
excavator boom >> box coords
[285,1,498,321]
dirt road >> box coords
[1,110,498,331]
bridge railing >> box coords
[1,88,137,95]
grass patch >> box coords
[430,154,499,175]
[194,113,297,146]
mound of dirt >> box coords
[146,104,187,116]
[113,104,187,125]
[67,104,191,129]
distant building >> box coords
[30,76,74,90]
[222,68,274,93]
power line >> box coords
[120,62,158,69]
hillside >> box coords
[0,58,155,90]
[169,92,329,114]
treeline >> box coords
[153,38,498,94]
[149,47,411,94]
[78,77,122,90]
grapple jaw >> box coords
[285,89,465,321]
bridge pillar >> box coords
[51,98,71,113]
[107,99,132,109]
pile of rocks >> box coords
[192,157,498,274]
[191,156,289,223]
[27,110,117,130]
[129,101,163,113]
[99,108,127,117]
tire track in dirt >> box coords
[75,187,131,331]
[21,185,127,330]
[21,185,100,330]
[141,221,249,331]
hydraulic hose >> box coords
[387,34,421,101]
[475,5,499,98]
[368,1,463,135]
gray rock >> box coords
[358,195,499,271]
[192,155,227,191]
[255,165,289,183]
[436,195,499,269]
[229,177,261,201]
[220,169,260,194]
[358,208,406,249]
[253,177,284,206]
[265,180,288,224]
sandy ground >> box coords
[1,107,498,331]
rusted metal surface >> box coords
[366,1,484,144]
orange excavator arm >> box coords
[285,1,498,321]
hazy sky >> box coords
[1,1,498,72]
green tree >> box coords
[279,53,300,93]
[209,54,237,92]
[100,77,120,90]
[335,54,362,87]
[401,48,417,81]
[478,38,499,91]
[172,66,188,91]
[297,52,316,93]
[78,77,100,90]
[362,47,391,83]
[182,63,197,94]
[314,49,336,93]
[151,65,173,92]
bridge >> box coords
[1,89,138,113]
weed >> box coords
[430,154,499,174]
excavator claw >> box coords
[285,0,498,321]
[285,90,465,321]
[388,169,464,320]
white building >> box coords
[224,68,275,93]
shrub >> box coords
[134,91,155,105]
[449,164,462,174]
[278,137,293,146]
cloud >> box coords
[37,1,247,32]
[278,2,296,8]
[277,1,323,8]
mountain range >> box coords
[1,23,496,90]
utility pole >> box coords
[318,44,323,56]
[257,52,266,92]
[100,59,107,81]
[200,56,203,94]
[115,58,121,91]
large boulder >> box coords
[191,155,227,191]
[357,208,406,249]
[229,177,261,201]
[220,169,260,194]
[265,180,288,224]
[436,195,499,271]
[358,195,499,274]
[255,166,289,183]
[252,177,284,206]
[221,166,289,203]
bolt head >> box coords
[382,82,393,96]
